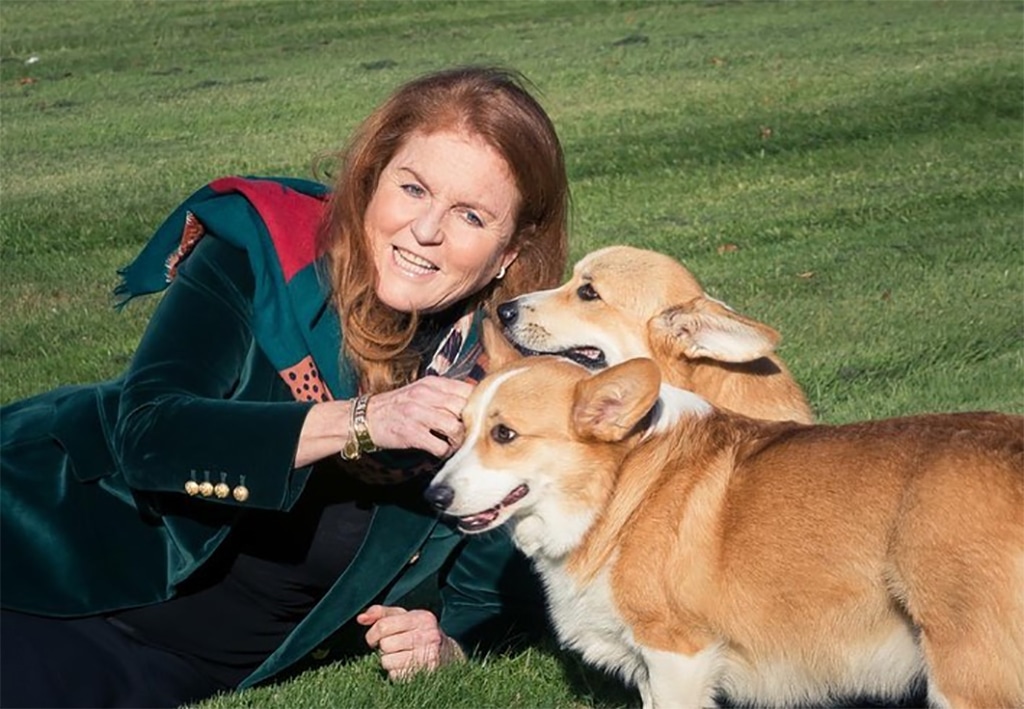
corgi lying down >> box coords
[425,356,1024,709]
[493,245,814,424]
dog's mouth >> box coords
[509,340,607,370]
[455,484,530,533]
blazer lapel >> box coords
[240,502,437,688]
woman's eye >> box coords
[463,210,484,228]
[577,283,601,301]
[490,424,517,444]
[401,183,425,198]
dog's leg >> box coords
[919,624,1024,709]
[640,644,722,709]
[890,463,1024,709]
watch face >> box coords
[343,437,361,461]
[354,425,376,453]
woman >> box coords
[0,66,569,708]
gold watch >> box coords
[341,394,378,460]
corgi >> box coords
[494,245,814,424]
[425,356,1024,709]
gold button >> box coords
[198,481,214,497]
[184,480,200,496]
[232,485,250,502]
[214,483,230,499]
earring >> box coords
[496,264,507,280]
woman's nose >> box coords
[411,206,444,245]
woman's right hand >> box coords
[364,376,474,458]
[294,376,474,467]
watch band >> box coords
[352,394,378,455]
[341,394,377,461]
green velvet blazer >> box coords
[0,235,544,690]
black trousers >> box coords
[0,610,227,709]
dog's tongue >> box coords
[458,509,500,531]
[565,346,606,369]
[456,484,529,532]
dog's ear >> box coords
[572,358,661,442]
[481,313,522,372]
[649,297,781,363]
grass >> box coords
[1,1,1022,707]
[191,645,636,709]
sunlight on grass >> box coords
[2,0,1021,706]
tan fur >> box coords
[611,410,1023,707]
[431,356,1024,708]
[480,313,522,369]
[497,245,814,423]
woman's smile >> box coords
[391,245,439,277]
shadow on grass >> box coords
[547,636,930,709]
[542,640,638,709]
[566,68,1021,180]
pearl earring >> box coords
[496,264,507,280]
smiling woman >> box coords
[319,68,569,397]
[366,130,521,316]
[0,66,570,709]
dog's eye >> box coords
[577,283,600,301]
[490,424,517,444]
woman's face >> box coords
[365,129,521,314]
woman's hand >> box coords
[357,604,465,681]
[294,376,473,467]
[365,376,474,458]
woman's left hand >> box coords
[357,604,465,680]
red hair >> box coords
[318,66,570,393]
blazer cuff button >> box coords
[184,480,200,496]
[214,483,230,499]
[232,485,250,502]
[198,481,214,497]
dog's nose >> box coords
[496,300,518,326]
[424,484,454,511]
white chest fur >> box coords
[534,556,647,688]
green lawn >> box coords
[2,1,1021,707]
